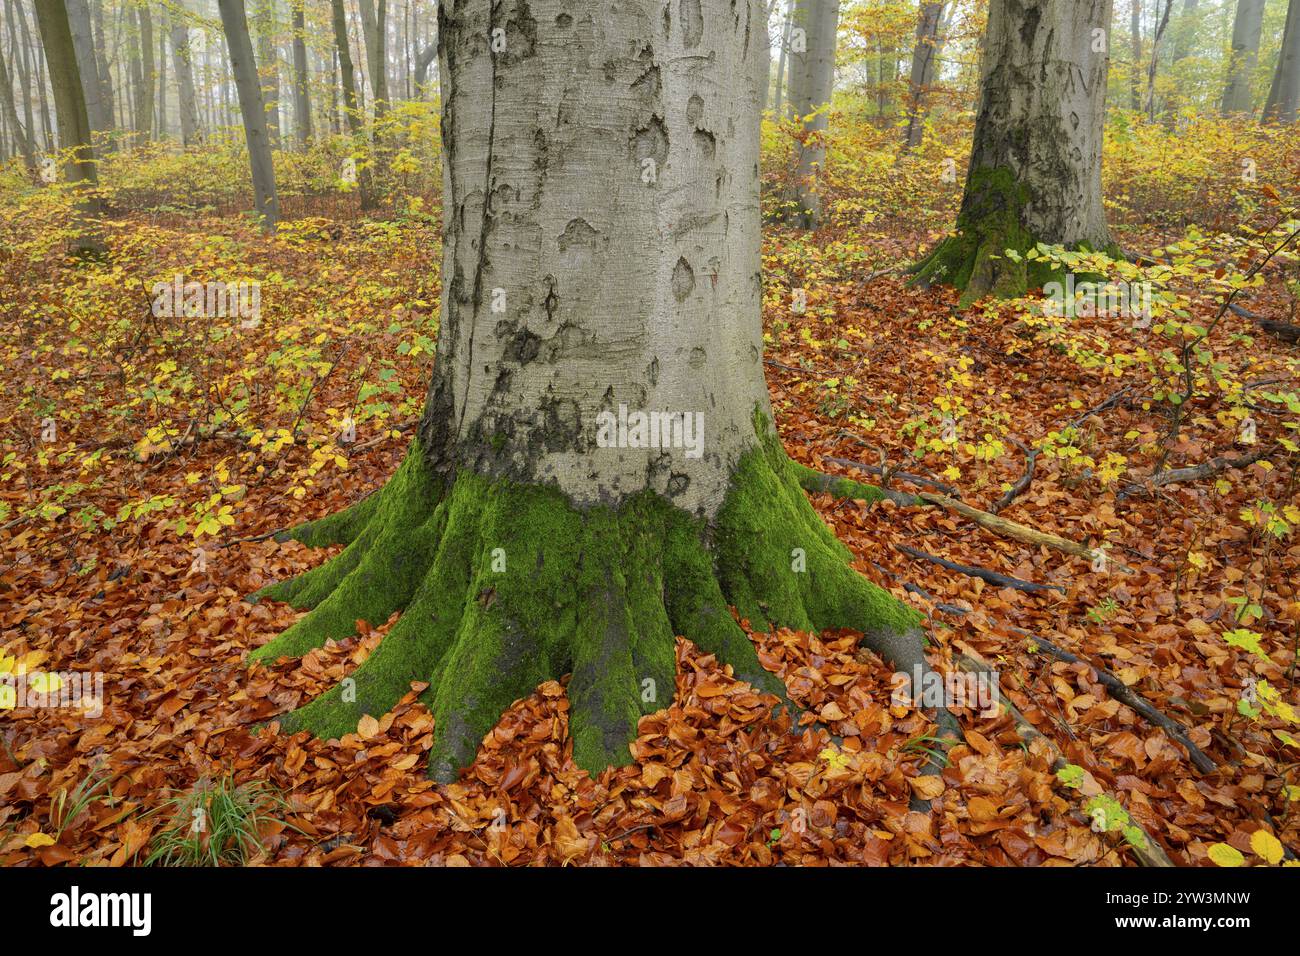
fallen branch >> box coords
[1257,318,1300,344]
[916,490,1130,571]
[896,544,1066,595]
[991,437,1038,514]
[793,462,917,506]
[1119,445,1275,499]
[1229,302,1300,343]
[955,651,1175,867]
[885,569,1217,775]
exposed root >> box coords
[248,425,953,786]
[796,462,1130,571]
[955,650,1175,867]
[1022,631,1218,774]
[896,544,1066,595]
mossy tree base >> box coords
[909,167,1119,307]
[249,429,936,783]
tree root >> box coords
[820,454,964,498]
[878,561,1219,777]
[796,463,1128,571]
[1018,630,1218,774]
[895,544,1066,595]
[248,427,954,785]
[955,651,1175,867]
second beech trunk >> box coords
[913,0,1115,304]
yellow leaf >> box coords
[25,832,55,848]
[1250,829,1284,865]
[1207,843,1245,867]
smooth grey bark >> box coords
[1221,0,1266,114]
[772,0,792,115]
[759,0,774,110]
[168,4,201,144]
[0,34,33,168]
[133,3,155,140]
[32,0,103,253]
[915,0,1114,302]
[90,0,112,131]
[254,0,280,146]
[358,0,387,118]
[217,0,280,231]
[422,0,770,517]
[290,0,310,144]
[9,0,37,152]
[1130,0,1142,110]
[901,1,944,151]
[66,0,111,140]
[790,0,839,228]
[1263,0,1300,123]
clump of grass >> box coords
[144,776,292,866]
[51,764,118,839]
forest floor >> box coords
[2,194,1299,866]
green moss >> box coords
[790,461,893,505]
[248,443,443,662]
[911,166,1071,307]
[251,415,925,782]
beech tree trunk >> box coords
[789,0,839,228]
[90,0,113,133]
[1263,0,1300,124]
[0,31,34,169]
[1144,0,1172,119]
[1171,0,1198,64]
[66,0,111,141]
[900,1,944,152]
[291,0,311,144]
[169,4,201,145]
[787,0,812,119]
[913,0,1115,305]
[1129,0,1142,111]
[331,0,378,209]
[254,1,280,146]
[249,0,939,784]
[1221,0,1265,115]
[133,4,154,141]
[157,18,167,136]
[10,0,38,152]
[218,0,280,231]
[359,0,388,118]
[772,0,792,116]
[32,0,104,254]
